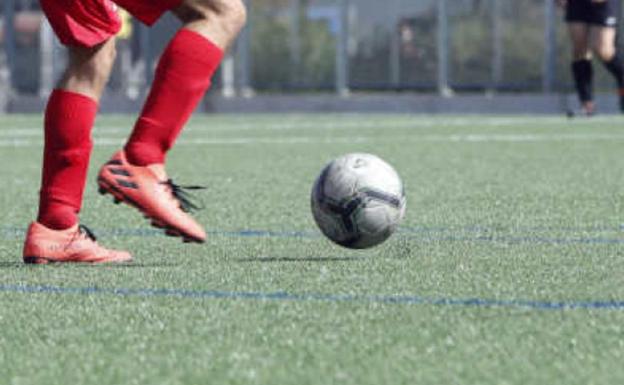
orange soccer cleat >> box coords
[23,222,132,264]
[96,150,206,243]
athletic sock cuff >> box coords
[168,29,224,69]
[49,89,99,107]
[572,59,592,69]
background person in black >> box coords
[558,0,624,115]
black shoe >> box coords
[567,102,595,119]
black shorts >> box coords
[566,0,619,27]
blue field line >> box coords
[1,284,624,311]
[208,229,315,238]
[0,226,622,245]
[424,235,624,245]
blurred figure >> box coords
[0,51,9,112]
[557,0,624,115]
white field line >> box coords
[2,115,623,135]
[157,116,624,131]
[1,133,624,147]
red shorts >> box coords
[40,0,183,47]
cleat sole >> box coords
[165,228,181,237]
[24,255,132,264]
[23,256,49,265]
[151,221,165,229]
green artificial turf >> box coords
[0,114,623,385]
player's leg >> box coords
[38,40,116,231]
[590,26,624,111]
[569,22,595,115]
[25,0,131,264]
[98,0,247,243]
[124,0,246,167]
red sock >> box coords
[125,29,224,166]
[37,90,96,230]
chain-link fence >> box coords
[1,0,622,102]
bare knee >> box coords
[79,42,116,81]
[593,43,616,62]
[573,48,591,61]
[213,0,247,36]
[62,40,116,99]
[572,41,591,61]
[176,0,247,42]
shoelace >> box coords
[78,224,98,241]
[161,179,206,213]
[66,224,98,250]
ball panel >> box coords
[349,154,404,197]
[311,203,349,243]
[354,203,391,235]
[321,157,358,203]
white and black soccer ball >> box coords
[311,153,406,249]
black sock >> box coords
[603,54,624,88]
[572,59,594,103]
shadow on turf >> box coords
[235,256,363,263]
[0,261,180,268]
[0,261,24,268]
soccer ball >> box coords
[311,153,406,249]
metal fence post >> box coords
[222,54,235,97]
[437,0,451,96]
[490,0,503,92]
[389,0,401,87]
[290,0,302,84]
[543,0,557,93]
[3,0,16,88]
[336,0,350,96]
[236,0,253,96]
